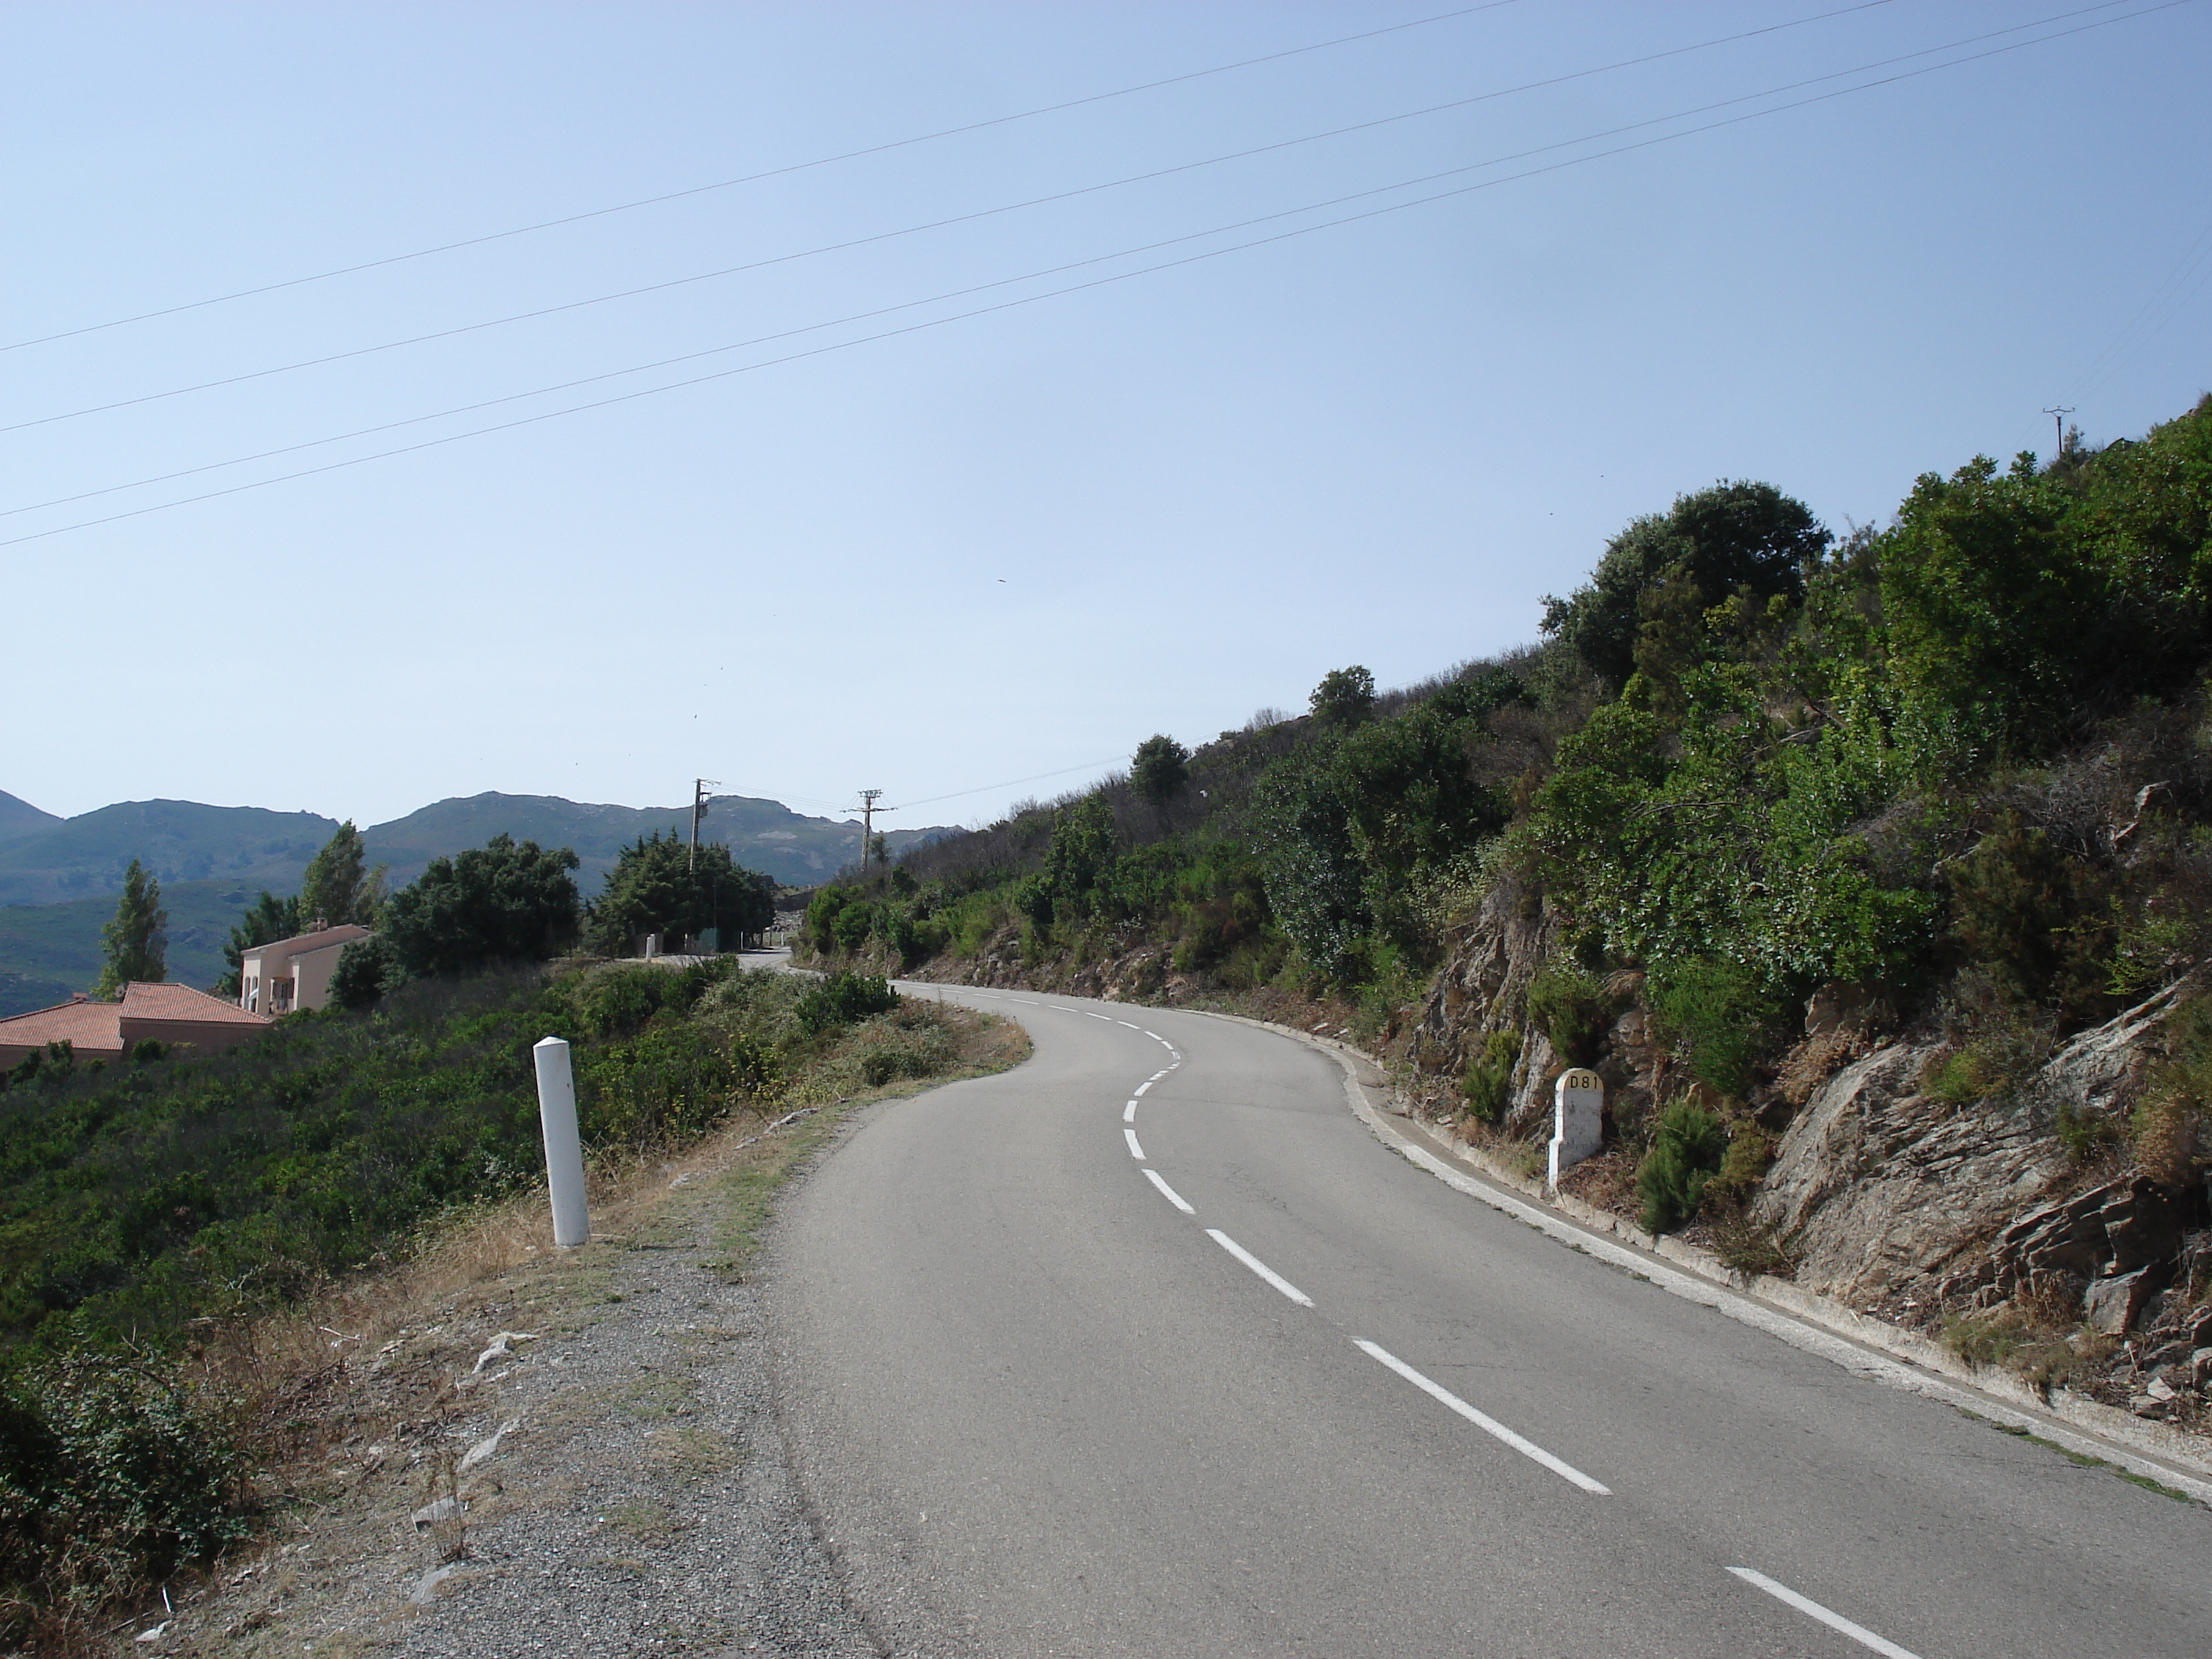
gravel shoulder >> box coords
[123,1013,1027,1659]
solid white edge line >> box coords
[1726,1568,1923,1659]
[1144,1167,1195,1214]
[1204,1229,1313,1307]
[1124,1127,1145,1159]
[1300,1038,2212,1505]
[1123,1101,1137,1122]
[1354,1339,1610,1495]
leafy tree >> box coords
[95,859,167,998]
[584,833,774,956]
[1043,796,1118,921]
[296,820,386,928]
[1131,735,1191,804]
[1542,482,1829,688]
[328,936,398,1010]
[1251,743,1367,979]
[379,834,580,980]
[214,890,299,998]
[1309,665,1377,728]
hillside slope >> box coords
[800,396,2212,1433]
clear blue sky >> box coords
[5,2,2207,832]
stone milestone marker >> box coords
[1547,1069,1604,1190]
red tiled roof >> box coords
[119,982,273,1028]
[0,997,124,1056]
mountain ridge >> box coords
[0,788,957,1013]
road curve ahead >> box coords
[767,988,2212,1657]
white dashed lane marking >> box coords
[1124,1127,1145,1159]
[1206,1229,1313,1308]
[1353,1340,1610,1495]
[1725,1569,1924,1659]
[1123,1101,1138,1122]
[1144,1168,1195,1214]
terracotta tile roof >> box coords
[119,982,274,1028]
[0,997,124,1056]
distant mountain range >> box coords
[0,789,954,1015]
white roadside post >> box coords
[532,1036,591,1247]
[1547,1068,1605,1192]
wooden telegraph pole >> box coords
[844,789,897,870]
[689,778,720,872]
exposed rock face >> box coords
[1406,875,1555,1097]
[1749,1042,2061,1298]
[1753,983,2196,1302]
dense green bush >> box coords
[1646,958,1778,1099]
[0,1350,250,1616]
[795,972,899,1036]
[1459,1030,1522,1122]
[1635,1101,1730,1233]
[1526,964,1612,1068]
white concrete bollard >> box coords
[532,1036,590,1247]
[1547,1068,1605,1191]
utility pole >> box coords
[2044,405,2076,460]
[689,778,720,871]
[844,789,898,871]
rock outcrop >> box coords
[1750,982,2196,1306]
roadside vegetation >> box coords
[0,801,997,1646]
[800,396,2212,1280]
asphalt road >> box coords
[767,987,2212,1657]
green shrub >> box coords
[1635,1100,1728,1232]
[830,901,877,953]
[0,1351,251,1624]
[1459,1031,1522,1122]
[1647,957,1776,1099]
[576,1024,772,1144]
[795,972,899,1036]
[1705,1121,1777,1208]
[1526,963,1612,1068]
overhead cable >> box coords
[0,2,1524,355]
[0,0,1907,433]
[2,0,2183,548]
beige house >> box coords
[0,983,273,1069]
[240,923,374,1015]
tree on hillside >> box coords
[584,833,775,956]
[1131,735,1191,804]
[379,834,581,980]
[297,819,387,928]
[1540,482,1829,689]
[214,890,300,998]
[1310,665,1377,728]
[95,859,167,997]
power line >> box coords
[0,2,1523,357]
[896,758,1133,812]
[3,0,2180,548]
[0,0,1906,435]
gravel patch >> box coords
[152,1149,882,1658]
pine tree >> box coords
[297,820,385,928]
[95,859,167,998]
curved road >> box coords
[768,987,2212,1657]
